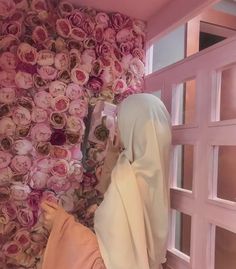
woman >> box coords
[41,93,171,269]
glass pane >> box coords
[175,211,191,256]
[152,25,186,72]
[220,65,236,121]
[215,226,236,269]
[175,145,194,191]
[172,79,196,125]
[217,146,236,202]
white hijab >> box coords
[94,93,171,269]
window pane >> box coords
[175,145,194,191]
[175,211,191,256]
[217,146,236,202]
[215,226,236,269]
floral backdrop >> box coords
[0,0,145,268]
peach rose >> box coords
[34,91,52,109]
[11,155,32,174]
[31,107,48,123]
[0,52,17,70]
[66,115,85,133]
[54,52,70,71]
[37,50,55,66]
[17,43,38,65]
[15,71,33,89]
[0,87,16,104]
[51,95,70,112]
[0,70,16,87]
[69,99,87,118]
[71,67,89,85]
[31,123,52,142]
[12,106,31,126]
[51,159,69,178]
[37,65,58,80]
[66,83,83,100]
[49,80,67,97]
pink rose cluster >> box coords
[0,0,145,267]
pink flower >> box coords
[81,49,96,65]
[54,52,70,70]
[33,74,47,88]
[51,159,69,178]
[81,172,97,190]
[0,151,12,169]
[36,141,51,155]
[12,106,31,126]
[14,229,31,250]
[29,171,49,189]
[50,112,67,129]
[16,124,31,138]
[0,185,11,202]
[116,28,133,43]
[70,27,87,41]
[34,91,52,109]
[50,130,66,146]
[104,28,116,43]
[35,157,54,173]
[112,60,123,76]
[11,155,32,174]
[17,207,35,227]
[31,0,48,12]
[83,37,96,49]
[0,117,16,136]
[58,69,71,83]
[56,18,71,38]
[13,139,33,155]
[0,0,16,18]
[0,87,16,104]
[95,12,110,29]
[94,26,104,43]
[2,202,17,220]
[2,21,22,38]
[96,42,112,57]
[58,190,76,212]
[18,96,34,111]
[31,107,48,123]
[58,1,74,17]
[66,116,85,133]
[41,190,58,203]
[17,43,38,65]
[0,168,13,185]
[69,160,83,181]
[133,19,146,35]
[0,104,10,118]
[32,26,48,44]
[66,83,83,100]
[70,146,83,160]
[87,76,103,93]
[13,0,28,10]
[37,50,55,66]
[68,10,84,27]
[0,136,14,151]
[31,123,52,142]
[52,95,70,112]
[132,47,145,61]
[129,57,145,77]
[112,79,127,94]
[37,65,58,80]
[0,70,16,87]
[0,52,17,70]
[50,146,71,160]
[49,80,66,97]
[3,241,21,257]
[10,183,30,201]
[111,13,132,31]
[69,48,81,69]
[71,67,89,85]
[15,71,33,89]
[0,210,10,224]
[47,175,71,192]
[0,35,19,51]
[120,41,134,55]
[69,99,87,118]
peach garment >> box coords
[41,207,106,269]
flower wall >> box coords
[0,0,145,268]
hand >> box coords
[40,201,59,231]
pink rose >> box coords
[24,12,41,27]
[50,146,71,160]
[81,172,97,190]
[36,141,51,156]
[129,57,145,77]
[81,18,95,35]
[18,96,34,111]
[100,66,113,85]
[34,91,52,109]
[68,10,83,27]
[29,171,49,189]
[35,157,54,173]
[31,123,52,142]
[120,41,134,55]
[0,136,14,151]
[51,95,70,112]
[0,210,10,224]
[11,155,32,174]
[70,146,83,160]
[104,28,116,43]
[13,0,28,10]
[17,43,38,65]
[14,229,31,250]
[95,12,110,29]
[32,26,48,44]
[94,26,104,43]
[71,67,89,85]
[0,35,19,51]
[58,191,76,212]
[0,151,12,169]
[0,185,11,203]
[41,190,58,203]
[66,83,83,100]
[31,0,48,12]
[0,0,16,18]
[58,1,74,17]
[58,69,71,83]
[3,241,21,257]
[33,74,47,88]
[83,37,96,49]
[116,28,133,43]
[47,175,71,192]
[132,47,145,61]
[49,80,66,97]
[31,107,48,123]
[81,49,96,65]
[112,79,127,94]
[66,116,85,133]
[13,139,33,155]
[37,65,58,80]
[87,76,103,93]
[16,124,31,138]
[50,112,67,129]
[37,50,55,66]
[2,21,22,38]
[56,18,71,38]
[51,159,69,178]
[112,60,123,76]
[0,87,16,104]
[0,52,17,70]
[0,167,13,185]
[69,49,81,69]
[2,202,17,221]
[70,27,87,41]
[12,106,31,126]
[69,99,87,118]
[111,12,132,31]
[15,71,33,89]
[10,183,30,200]
[133,19,146,35]
[17,207,35,227]
[0,70,16,87]
[54,52,70,70]
[69,160,83,182]
[96,42,112,57]
[0,117,16,136]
